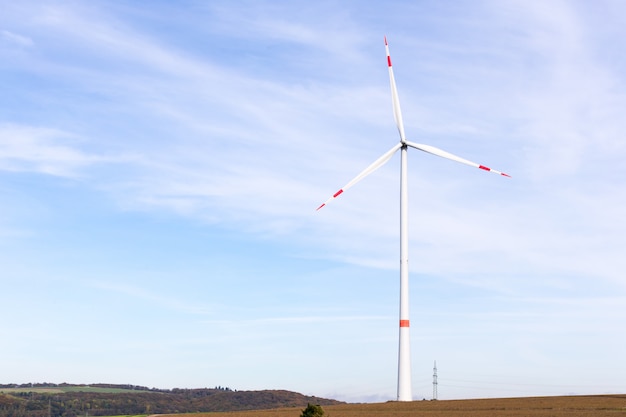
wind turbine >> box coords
[316,37,509,402]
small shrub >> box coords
[300,403,325,417]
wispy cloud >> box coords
[90,280,212,316]
[0,124,130,177]
[203,314,391,326]
[1,29,34,47]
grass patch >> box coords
[0,388,64,394]
[0,386,148,394]
[59,386,145,394]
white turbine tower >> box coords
[317,37,510,402]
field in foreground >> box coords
[158,394,626,417]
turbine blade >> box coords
[385,36,406,143]
[405,141,511,177]
[317,143,402,210]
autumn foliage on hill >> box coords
[0,384,342,417]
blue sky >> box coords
[1,0,625,403]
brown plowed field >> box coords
[159,394,626,417]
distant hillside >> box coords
[0,383,343,416]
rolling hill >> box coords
[0,383,343,416]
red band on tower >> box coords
[400,320,410,327]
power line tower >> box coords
[432,360,438,400]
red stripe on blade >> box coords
[478,165,490,171]
[387,56,392,67]
[400,320,410,328]
[333,189,344,198]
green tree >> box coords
[300,403,324,417]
